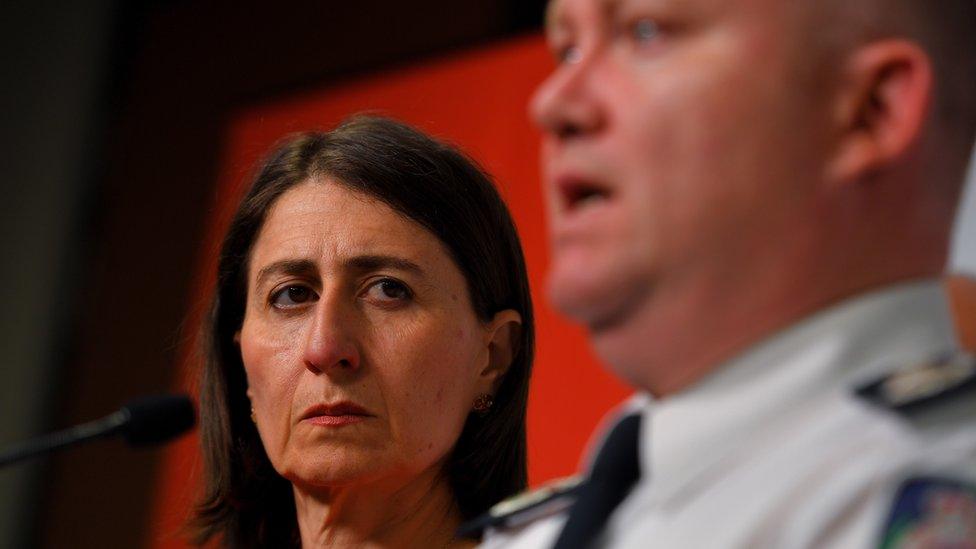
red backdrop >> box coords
[148,34,630,547]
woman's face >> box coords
[240,180,510,491]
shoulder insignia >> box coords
[855,351,976,412]
[879,476,976,548]
[456,476,582,539]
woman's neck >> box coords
[292,466,474,549]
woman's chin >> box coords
[282,462,382,493]
[281,451,442,498]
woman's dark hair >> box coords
[191,116,534,547]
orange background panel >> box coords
[149,34,630,548]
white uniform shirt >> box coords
[481,280,976,548]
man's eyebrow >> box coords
[545,0,621,34]
[346,254,425,276]
[255,259,317,287]
[545,1,566,32]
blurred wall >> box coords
[0,2,114,548]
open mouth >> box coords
[558,176,613,211]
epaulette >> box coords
[457,475,583,539]
[855,351,976,413]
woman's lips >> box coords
[301,402,373,427]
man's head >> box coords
[531,0,975,395]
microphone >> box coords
[0,394,196,468]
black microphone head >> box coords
[120,394,196,446]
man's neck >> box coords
[591,238,944,398]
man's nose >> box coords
[301,295,361,375]
[529,49,604,140]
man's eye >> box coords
[270,285,318,308]
[364,279,412,303]
[628,18,661,44]
[555,44,582,65]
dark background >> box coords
[0,1,545,547]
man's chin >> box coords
[547,268,634,331]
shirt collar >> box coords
[637,279,958,504]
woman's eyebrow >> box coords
[253,255,426,287]
[254,259,317,288]
[346,254,425,277]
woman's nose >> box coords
[529,48,605,140]
[301,296,361,374]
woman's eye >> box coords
[270,285,318,308]
[365,279,412,304]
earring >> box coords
[250,407,257,424]
[473,393,494,416]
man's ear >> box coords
[479,309,523,391]
[827,40,933,183]
[233,330,242,344]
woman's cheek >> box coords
[376,336,461,451]
[420,337,481,438]
[243,317,304,381]
[240,323,304,450]
[240,327,279,397]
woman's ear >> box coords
[233,330,242,345]
[826,39,933,183]
[479,309,523,392]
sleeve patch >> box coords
[879,476,976,548]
